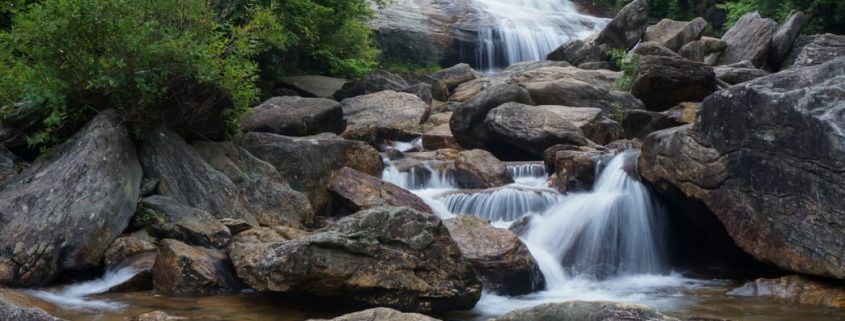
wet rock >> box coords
[508,66,623,88]
[422,123,460,150]
[638,57,845,279]
[643,18,709,52]
[238,132,382,214]
[484,103,592,159]
[714,63,771,85]
[228,206,481,313]
[634,41,683,58]
[443,215,544,295]
[280,75,348,98]
[152,239,240,296]
[489,301,680,321]
[131,311,187,321]
[429,63,480,90]
[728,274,845,308]
[334,70,410,101]
[240,96,345,136]
[594,0,649,51]
[401,83,434,105]
[679,37,725,62]
[103,230,157,269]
[193,141,314,228]
[393,149,513,189]
[309,307,442,321]
[767,11,806,68]
[450,84,534,150]
[0,110,142,287]
[139,196,231,249]
[547,146,609,193]
[340,91,429,143]
[631,56,716,111]
[708,12,777,67]
[622,109,683,139]
[329,167,432,214]
[108,252,157,292]
[793,33,845,67]
[0,292,65,321]
[524,78,643,116]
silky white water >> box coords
[26,267,139,311]
[471,0,609,70]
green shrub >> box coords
[606,49,640,91]
[719,0,845,34]
[0,0,286,147]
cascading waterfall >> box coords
[507,163,549,187]
[471,0,610,70]
[441,186,561,222]
[26,267,139,311]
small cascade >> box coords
[381,163,454,190]
[525,150,667,280]
[471,0,609,70]
[441,187,561,222]
[27,267,139,311]
[506,163,549,187]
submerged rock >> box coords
[422,123,460,150]
[240,96,345,136]
[152,239,240,296]
[328,167,432,214]
[228,206,481,313]
[489,301,680,321]
[679,37,725,62]
[639,58,845,279]
[728,274,845,308]
[0,110,142,287]
[309,307,442,321]
[443,215,544,295]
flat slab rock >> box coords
[328,166,432,214]
[240,96,345,136]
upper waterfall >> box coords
[471,0,610,70]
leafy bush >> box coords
[0,0,288,146]
[606,49,640,91]
[719,0,845,33]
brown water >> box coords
[47,280,845,321]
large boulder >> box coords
[708,11,777,67]
[713,62,771,85]
[679,37,725,62]
[310,308,442,321]
[643,17,709,52]
[633,41,683,59]
[621,109,683,139]
[328,167,432,215]
[429,63,480,90]
[450,84,534,150]
[334,70,410,101]
[728,274,845,308]
[593,0,649,51]
[340,91,429,143]
[489,301,679,321]
[546,39,607,65]
[522,78,644,114]
[0,110,142,286]
[422,123,460,150]
[139,196,231,249]
[631,56,716,111]
[240,96,345,136]
[483,103,591,159]
[103,230,157,269]
[792,33,845,67]
[152,239,240,295]
[280,75,348,98]
[507,66,622,89]
[238,132,382,214]
[639,58,845,279]
[443,215,544,295]
[227,206,481,313]
[767,11,806,68]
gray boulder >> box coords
[793,33,845,67]
[333,70,411,101]
[152,239,240,296]
[240,96,345,136]
[0,110,142,286]
[546,39,606,65]
[634,41,683,58]
[450,84,534,150]
[340,90,429,143]
[593,0,650,51]
[430,63,481,90]
[679,37,725,62]
[0,144,24,183]
[709,11,777,67]
[139,196,231,249]
[484,103,591,158]
[522,78,644,114]
[631,56,716,111]
[643,17,709,51]
[768,11,806,68]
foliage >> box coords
[381,62,443,77]
[719,0,845,34]
[134,204,165,232]
[606,49,639,91]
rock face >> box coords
[238,132,382,214]
[643,18,709,52]
[631,56,716,111]
[709,11,777,67]
[639,58,845,279]
[767,11,806,68]
[488,301,680,321]
[310,308,442,321]
[443,215,544,295]
[228,206,481,313]
[450,84,534,150]
[152,239,240,295]
[334,70,410,101]
[728,275,845,308]
[328,167,432,214]
[484,103,591,159]
[522,78,644,115]
[793,33,845,67]
[139,196,231,249]
[281,75,348,98]
[594,0,649,51]
[340,91,429,143]
[0,110,142,287]
[240,96,345,136]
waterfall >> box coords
[442,186,561,222]
[471,0,610,70]
[507,163,549,187]
[26,267,139,311]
